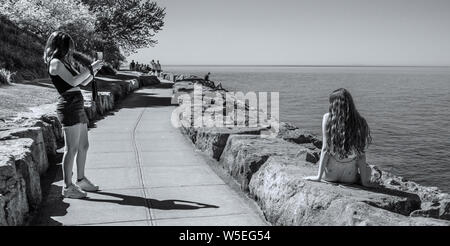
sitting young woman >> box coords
[304,88,379,187]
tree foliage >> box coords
[0,0,95,39]
[81,0,166,54]
[0,14,48,79]
[0,0,165,66]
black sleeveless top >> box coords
[48,59,79,95]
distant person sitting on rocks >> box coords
[203,72,215,87]
[44,31,102,199]
[204,72,211,81]
[304,88,379,187]
[130,60,136,71]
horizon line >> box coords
[161,64,450,68]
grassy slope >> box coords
[0,15,47,81]
[0,80,59,120]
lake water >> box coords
[166,66,450,192]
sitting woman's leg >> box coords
[356,154,379,188]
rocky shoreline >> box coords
[0,72,160,225]
[172,75,450,226]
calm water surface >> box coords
[167,66,450,192]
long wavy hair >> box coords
[326,88,372,159]
[43,31,74,65]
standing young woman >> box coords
[304,88,379,187]
[44,31,103,198]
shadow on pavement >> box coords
[117,91,173,109]
[84,191,220,210]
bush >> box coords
[0,68,15,85]
[98,63,117,76]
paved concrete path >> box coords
[33,85,268,226]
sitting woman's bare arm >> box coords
[303,113,330,182]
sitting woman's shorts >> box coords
[56,91,89,127]
[323,153,359,184]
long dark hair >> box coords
[43,31,74,65]
[43,31,99,100]
[326,88,372,158]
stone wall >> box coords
[172,75,450,226]
[0,73,156,225]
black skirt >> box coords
[56,91,89,127]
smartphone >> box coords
[96,52,104,61]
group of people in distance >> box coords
[129,59,162,77]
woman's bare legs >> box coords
[62,124,81,187]
[76,123,89,181]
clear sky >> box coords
[127,0,450,66]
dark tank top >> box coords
[48,59,79,95]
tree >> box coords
[0,0,95,40]
[0,0,166,67]
[82,0,166,54]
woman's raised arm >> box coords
[49,59,91,87]
[49,59,103,87]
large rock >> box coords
[173,81,195,94]
[162,73,176,82]
[219,135,320,191]
[87,77,140,102]
[172,81,195,105]
[249,156,449,226]
[38,113,64,159]
[95,91,115,115]
[114,72,141,80]
[377,170,450,220]
[0,153,29,226]
[4,105,63,160]
[175,86,273,161]
[0,138,44,210]
[278,122,322,149]
[0,127,49,174]
[195,127,269,160]
[139,75,160,86]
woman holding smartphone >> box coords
[43,31,103,198]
